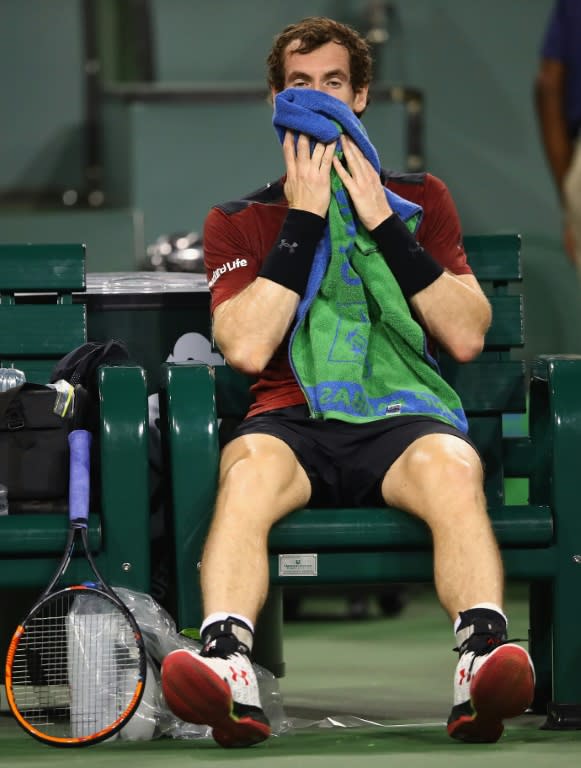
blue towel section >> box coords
[273,87,381,170]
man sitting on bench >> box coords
[161,15,535,748]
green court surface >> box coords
[1,586,580,767]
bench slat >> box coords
[269,546,556,584]
[0,243,85,291]
[0,515,101,554]
[1,360,57,384]
[442,359,526,412]
[0,305,87,355]
[268,504,553,551]
[464,234,521,281]
[485,295,524,347]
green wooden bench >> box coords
[159,234,581,730]
[0,243,150,592]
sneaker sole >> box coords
[448,645,535,743]
[161,650,271,748]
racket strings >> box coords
[10,591,143,740]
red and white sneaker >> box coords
[447,643,535,743]
[161,649,271,748]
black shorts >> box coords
[227,405,479,508]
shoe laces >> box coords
[454,634,526,677]
[202,635,251,659]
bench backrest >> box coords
[0,243,152,596]
[0,243,87,383]
[213,234,526,506]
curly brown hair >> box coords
[267,17,373,101]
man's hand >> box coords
[283,131,335,218]
[333,134,393,230]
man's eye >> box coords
[327,80,342,88]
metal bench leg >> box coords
[529,580,552,714]
[253,586,285,678]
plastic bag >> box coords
[69,587,440,742]
[109,588,288,740]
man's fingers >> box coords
[283,132,336,190]
[282,130,295,151]
[332,154,350,185]
[320,141,337,167]
[295,133,311,160]
[282,131,296,170]
[309,139,325,164]
[310,140,336,170]
[342,134,365,174]
[292,135,337,174]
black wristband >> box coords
[370,214,444,299]
[258,209,325,297]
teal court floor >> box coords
[1,585,580,767]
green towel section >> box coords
[289,169,467,432]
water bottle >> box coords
[0,367,26,392]
[0,484,8,515]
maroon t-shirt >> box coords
[203,171,472,418]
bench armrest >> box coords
[530,354,581,701]
[98,364,150,590]
[530,354,581,519]
[160,362,220,627]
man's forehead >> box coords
[283,40,350,71]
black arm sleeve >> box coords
[370,214,444,299]
[258,209,326,297]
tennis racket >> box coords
[4,429,147,747]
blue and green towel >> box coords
[273,88,467,432]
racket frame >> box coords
[4,430,147,747]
